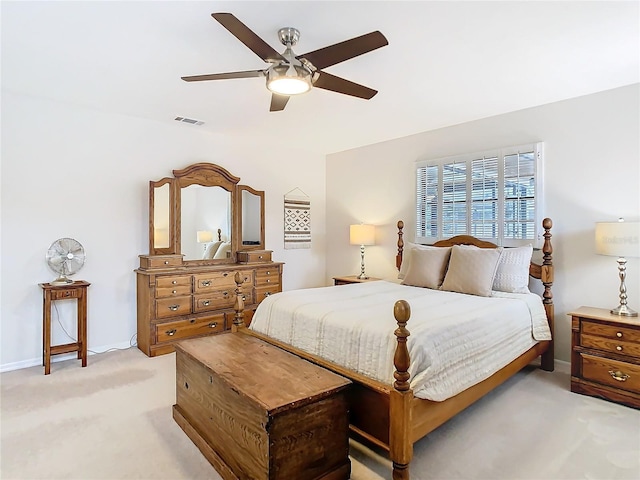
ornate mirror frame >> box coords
[148,163,264,265]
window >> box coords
[416,143,543,247]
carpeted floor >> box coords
[1,347,638,480]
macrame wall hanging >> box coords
[284,188,311,249]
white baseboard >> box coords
[0,341,135,373]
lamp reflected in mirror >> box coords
[197,230,213,253]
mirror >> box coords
[239,186,265,250]
[181,185,231,261]
[147,163,266,265]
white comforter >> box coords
[249,281,551,401]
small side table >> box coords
[39,280,90,375]
[333,275,381,286]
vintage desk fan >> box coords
[46,238,85,285]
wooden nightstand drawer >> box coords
[581,334,640,358]
[156,314,225,343]
[582,321,640,344]
[581,354,640,395]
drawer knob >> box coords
[616,332,623,338]
[244,276,249,282]
[202,300,210,306]
[266,271,271,275]
[258,255,263,259]
[222,273,228,277]
[616,346,623,351]
[172,290,177,294]
[201,280,211,287]
[608,370,630,382]
[264,292,271,297]
[164,261,169,265]
[168,305,179,311]
[266,279,270,283]
[189,319,195,324]
[172,280,177,285]
[166,329,177,336]
[64,292,71,297]
[208,322,218,328]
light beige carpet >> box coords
[1,347,639,480]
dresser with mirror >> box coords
[135,163,283,357]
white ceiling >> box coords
[2,1,638,155]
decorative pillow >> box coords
[401,246,452,289]
[398,243,441,279]
[203,240,223,260]
[212,242,231,260]
[493,245,533,293]
[441,245,502,297]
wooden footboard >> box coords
[230,217,555,480]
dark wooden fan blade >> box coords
[212,13,285,63]
[313,71,377,99]
[298,31,388,70]
[182,70,264,82]
[270,94,290,111]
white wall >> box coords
[0,91,327,370]
[326,84,640,363]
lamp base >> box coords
[356,274,369,280]
[611,304,638,317]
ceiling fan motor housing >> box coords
[278,27,300,46]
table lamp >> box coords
[350,224,375,279]
[197,230,214,253]
[595,218,640,317]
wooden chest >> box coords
[173,333,352,480]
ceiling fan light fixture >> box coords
[266,64,312,95]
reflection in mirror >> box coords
[242,190,261,246]
[153,183,170,249]
[181,185,231,261]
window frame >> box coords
[415,142,544,247]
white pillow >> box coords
[203,240,223,260]
[441,245,502,297]
[492,245,533,293]
[398,243,442,279]
[401,246,451,289]
[212,242,231,260]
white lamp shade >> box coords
[197,230,214,243]
[595,221,640,258]
[350,224,375,246]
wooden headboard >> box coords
[395,218,554,306]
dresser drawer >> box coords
[581,353,640,395]
[155,296,192,319]
[194,290,254,312]
[581,334,640,358]
[194,271,236,292]
[255,267,281,286]
[582,321,640,344]
[156,314,225,343]
[140,255,183,269]
[256,285,281,303]
[51,288,79,300]
[156,275,192,298]
[237,250,272,263]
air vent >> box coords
[174,116,204,126]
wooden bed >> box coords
[230,218,555,480]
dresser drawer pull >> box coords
[266,279,270,283]
[616,332,623,338]
[164,261,169,265]
[172,280,177,285]
[244,276,249,282]
[202,300,210,306]
[166,329,177,336]
[264,292,271,297]
[223,291,229,297]
[208,322,218,328]
[201,280,212,287]
[258,255,263,259]
[189,319,195,324]
[608,370,630,382]
[616,346,623,351]
[222,273,228,277]
[266,271,271,275]
[242,295,246,301]
[168,305,180,311]
[64,291,71,297]
[172,290,177,294]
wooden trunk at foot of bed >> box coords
[232,218,555,480]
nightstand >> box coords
[333,275,381,286]
[570,306,640,409]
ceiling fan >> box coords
[181,13,388,112]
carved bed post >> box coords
[396,220,405,270]
[232,272,245,332]
[390,299,413,480]
[540,218,555,371]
